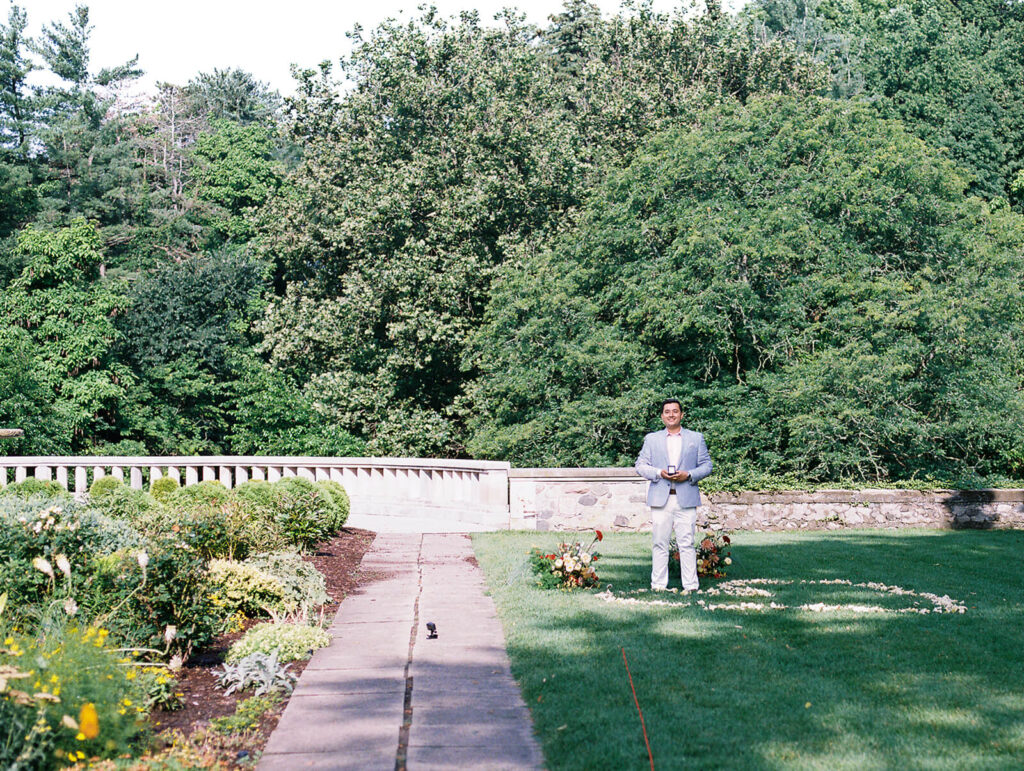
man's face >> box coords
[661,403,682,431]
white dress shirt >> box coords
[666,431,683,470]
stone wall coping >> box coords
[508,468,1024,503]
[709,488,1024,504]
[0,456,511,473]
[509,467,642,481]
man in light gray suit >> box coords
[635,398,714,592]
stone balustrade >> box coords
[0,456,511,529]
[3,458,1023,531]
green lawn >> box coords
[473,529,1024,770]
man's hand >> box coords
[659,469,691,482]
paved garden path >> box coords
[258,532,545,770]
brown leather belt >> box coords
[668,489,676,494]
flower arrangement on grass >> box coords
[672,531,733,578]
[529,531,603,590]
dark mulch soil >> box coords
[149,528,376,760]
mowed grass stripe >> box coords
[473,530,1024,770]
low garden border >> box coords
[3,458,1022,531]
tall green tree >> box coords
[258,2,824,455]
[116,250,268,453]
[467,95,1024,482]
[1,220,131,449]
[31,4,149,270]
[0,4,37,157]
[183,68,281,125]
[191,119,283,245]
[749,0,1024,200]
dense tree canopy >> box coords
[258,2,825,455]
[467,96,1024,483]
[1,1,1023,487]
[751,0,1024,201]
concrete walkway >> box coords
[259,533,545,770]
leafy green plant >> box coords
[0,621,148,769]
[88,476,123,499]
[177,504,251,561]
[245,551,329,612]
[90,536,218,657]
[231,480,276,514]
[315,479,350,530]
[149,476,180,501]
[271,477,332,551]
[209,693,282,735]
[138,666,184,712]
[1,479,69,500]
[216,651,297,696]
[206,559,286,616]
[168,480,230,508]
[226,621,330,664]
[86,485,156,522]
[0,499,112,623]
[229,480,288,552]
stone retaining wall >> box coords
[509,468,1024,531]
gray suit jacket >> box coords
[635,428,713,508]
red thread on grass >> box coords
[622,646,655,771]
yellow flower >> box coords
[78,702,99,739]
[125,669,137,680]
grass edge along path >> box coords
[473,529,1024,771]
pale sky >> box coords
[17,0,740,96]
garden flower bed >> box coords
[0,476,374,769]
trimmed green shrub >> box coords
[88,475,123,499]
[271,477,332,551]
[150,475,180,501]
[315,479,350,530]
[169,479,230,507]
[179,504,252,561]
[226,621,331,663]
[245,551,329,611]
[2,478,70,500]
[227,481,288,552]
[232,480,276,514]
[86,485,156,522]
[206,559,287,616]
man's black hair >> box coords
[661,398,682,412]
